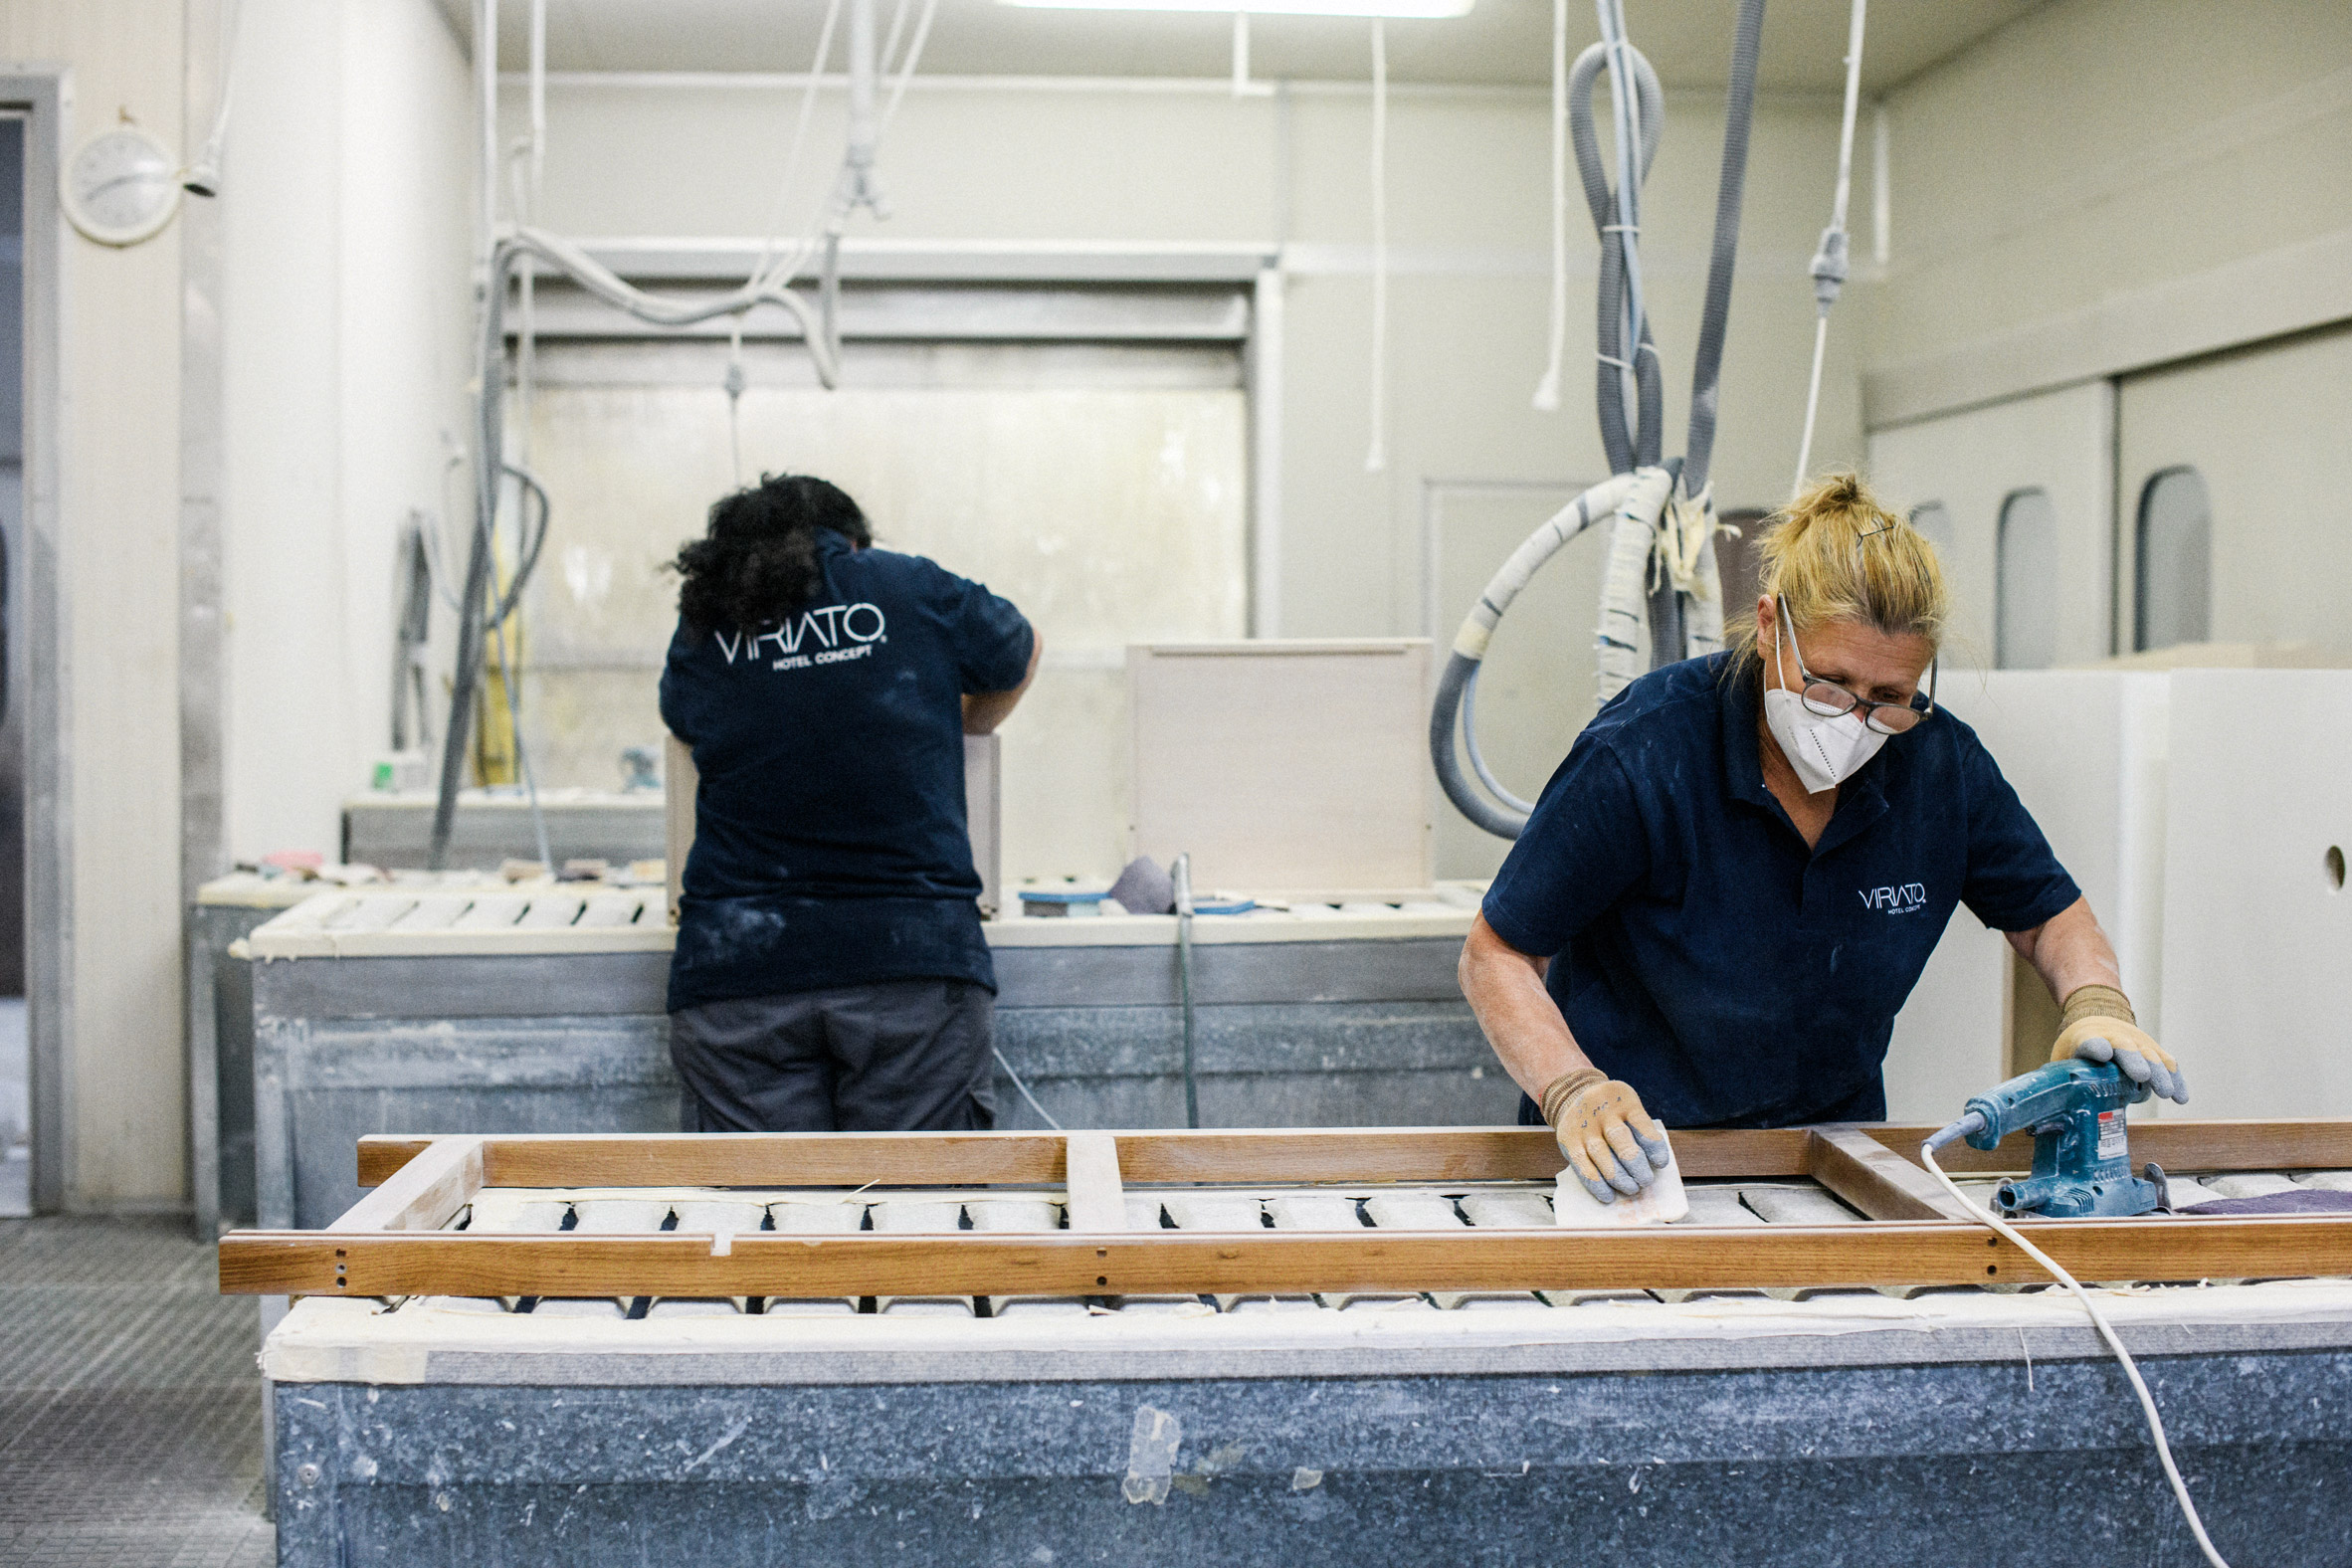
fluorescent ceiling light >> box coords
[1001,0,1473,17]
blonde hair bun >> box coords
[1735,471,1949,663]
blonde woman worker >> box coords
[1460,473,2186,1204]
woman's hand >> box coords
[2053,984,2187,1104]
[1543,1069,1673,1204]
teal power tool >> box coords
[1924,1059,2169,1219]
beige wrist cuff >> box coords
[1539,1068,1606,1126]
[2059,983,2135,1031]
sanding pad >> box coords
[1553,1134,1689,1227]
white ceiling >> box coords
[436,0,2046,92]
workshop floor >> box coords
[0,1215,272,1566]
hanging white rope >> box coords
[1792,0,1867,496]
[747,0,846,294]
[1365,17,1389,475]
[1532,0,1568,412]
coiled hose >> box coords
[1429,470,1666,839]
[1431,0,1765,839]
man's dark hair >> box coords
[672,474,873,631]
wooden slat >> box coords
[1806,1126,1975,1222]
[1062,1133,1129,1234]
[351,1127,1795,1191]
[346,1120,2352,1199]
[488,1133,1072,1190]
[332,1136,484,1234]
[218,1214,2352,1298]
[1862,1120,2352,1173]
[358,1136,435,1187]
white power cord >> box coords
[1918,1142,2232,1568]
[994,1048,1062,1131]
[1791,0,1867,496]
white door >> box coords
[2116,323,2352,655]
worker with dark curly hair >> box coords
[660,474,1039,1132]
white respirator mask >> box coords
[1762,606,1886,794]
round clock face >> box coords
[64,126,181,246]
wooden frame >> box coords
[219,1123,2352,1300]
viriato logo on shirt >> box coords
[1859,882,1927,913]
[713,603,888,672]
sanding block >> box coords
[1553,1132,1689,1226]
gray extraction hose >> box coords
[1430,470,1660,838]
[1432,4,1762,836]
[1566,40,1663,477]
[1679,0,1766,502]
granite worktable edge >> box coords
[260,1279,2352,1386]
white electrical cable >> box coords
[877,0,914,90]
[1364,17,1389,476]
[994,1048,1063,1131]
[183,0,245,195]
[881,0,941,129]
[515,0,546,472]
[747,0,847,294]
[1532,0,1568,412]
[1918,1142,2234,1568]
[1792,310,1829,497]
[1792,0,1866,496]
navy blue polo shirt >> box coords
[1481,653,2078,1128]
[659,532,1034,1013]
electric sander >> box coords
[1925,1058,2167,1219]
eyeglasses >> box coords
[1776,597,1937,736]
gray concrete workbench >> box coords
[189,871,519,1236]
[245,890,1511,1228]
[262,1190,2352,1568]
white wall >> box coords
[0,0,185,1207]
[1865,0,2352,415]
[510,78,1861,647]
[222,0,473,866]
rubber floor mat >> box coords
[0,1216,272,1565]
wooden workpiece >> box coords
[349,1120,2352,1191]
[224,1122,2352,1301]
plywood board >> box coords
[2160,671,2352,1116]
[1127,640,1433,894]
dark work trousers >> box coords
[667,977,998,1132]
